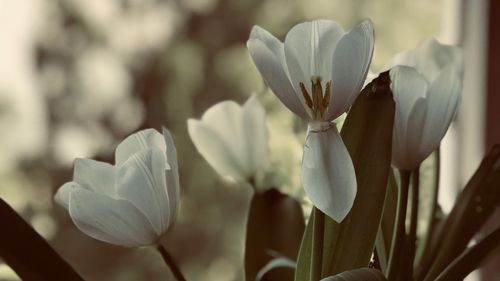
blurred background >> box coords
[0,0,497,280]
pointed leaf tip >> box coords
[365,70,392,100]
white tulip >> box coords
[54,128,180,247]
[247,20,374,222]
[388,39,463,170]
[187,95,268,183]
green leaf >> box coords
[295,71,395,280]
[295,208,314,281]
[0,198,85,281]
[375,170,398,273]
[322,268,388,281]
[419,145,500,281]
[245,188,305,281]
[322,71,395,275]
[435,227,500,281]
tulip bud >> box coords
[388,39,463,170]
[54,128,180,247]
[187,95,268,184]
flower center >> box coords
[299,76,331,120]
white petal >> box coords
[162,127,180,223]
[284,20,345,86]
[420,65,461,157]
[301,125,357,222]
[387,38,463,82]
[73,158,115,196]
[242,95,269,177]
[162,127,179,174]
[390,66,428,111]
[69,188,157,247]
[392,98,426,171]
[390,66,429,170]
[247,31,310,119]
[248,26,285,60]
[188,119,247,181]
[390,66,428,143]
[200,101,246,165]
[363,71,377,89]
[115,129,166,165]
[327,20,374,120]
[283,21,345,119]
[116,148,170,235]
[54,181,81,210]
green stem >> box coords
[415,149,440,278]
[311,207,325,281]
[157,245,187,281]
[405,167,420,280]
[387,170,411,281]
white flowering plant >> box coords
[0,18,499,281]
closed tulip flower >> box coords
[54,128,180,247]
[247,20,374,222]
[187,95,268,184]
[389,39,463,170]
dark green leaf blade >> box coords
[245,188,305,281]
[435,227,500,281]
[0,198,85,281]
[420,145,500,281]
[322,71,395,275]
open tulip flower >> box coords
[54,128,180,247]
[187,95,268,185]
[389,38,463,170]
[247,20,374,222]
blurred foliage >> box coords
[0,0,443,280]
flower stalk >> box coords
[311,208,325,281]
[406,166,420,279]
[157,245,187,281]
[387,169,411,280]
[415,149,440,275]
